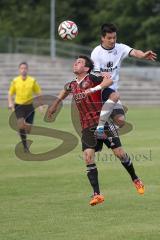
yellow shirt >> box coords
[9,75,41,104]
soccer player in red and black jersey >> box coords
[48,56,145,206]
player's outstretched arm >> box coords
[130,49,157,61]
[47,89,69,119]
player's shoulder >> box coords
[12,76,20,82]
[27,75,36,82]
[89,73,103,83]
[115,42,131,50]
[68,80,76,86]
[89,73,98,79]
[91,45,101,54]
[64,80,76,91]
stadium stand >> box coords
[0,53,160,106]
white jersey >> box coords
[91,43,132,90]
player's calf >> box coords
[112,147,145,194]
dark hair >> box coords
[78,55,94,73]
[101,23,117,37]
[19,62,28,68]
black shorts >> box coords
[14,104,35,124]
[81,126,121,152]
[102,87,115,102]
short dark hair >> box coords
[78,55,94,73]
[101,23,117,37]
[19,62,28,68]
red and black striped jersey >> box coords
[65,74,103,129]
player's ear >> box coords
[101,36,104,42]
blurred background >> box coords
[0,0,160,106]
[0,2,160,240]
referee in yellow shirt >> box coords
[8,62,42,152]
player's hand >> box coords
[38,105,45,114]
[84,89,92,95]
[143,51,157,61]
[8,103,14,111]
[47,105,57,119]
[101,72,111,78]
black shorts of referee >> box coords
[14,104,35,124]
[81,125,122,152]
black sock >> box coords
[19,129,27,149]
[121,154,138,181]
[86,163,100,195]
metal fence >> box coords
[0,37,92,58]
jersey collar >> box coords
[76,74,89,84]
[101,44,115,51]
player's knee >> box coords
[84,151,95,165]
[116,118,125,128]
[113,115,125,128]
[85,156,94,165]
[17,119,25,129]
[109,92,120,102]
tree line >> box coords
[0,0,159,55]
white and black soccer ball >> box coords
[58,20,78,40]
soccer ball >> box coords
[58,20,78,40]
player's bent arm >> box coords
[99,75,113,89]
[86,77,113,93]
[130,49,157,61]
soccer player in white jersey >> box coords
[91,23,157,138]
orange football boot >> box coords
[89,194,104,206]
[133,178,145,194]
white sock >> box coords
[97,99,116,128]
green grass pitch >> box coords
[0,106,160,240]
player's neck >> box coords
[21,75,27,80]
[76,73,88,83]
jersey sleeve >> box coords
[64,82,72,92]
[8,80,16,96]
[91,47,101,72]
[33,80,41,94]
[120,43,133,59]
